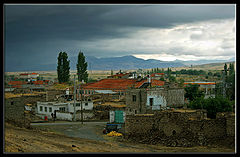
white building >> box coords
[36,100,94,121]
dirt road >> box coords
[31,121,107,142]
[4,123,235,153]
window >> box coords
[150,98,154,106]
[85,103,88,106]
[132,95,136,102]
[76,103,80,106]
[40,106,43,111]
[11,101,14,105]
[49,107,52,112]
[59,107,65,112]
[45,107,47,112]
[89,90,91,94]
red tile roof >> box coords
[83,78,136,90]
[33,80,44,85]
[8,81,27,85]
[151,79,165,87]
[83,78,164,90]
[20,73,39,76]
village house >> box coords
[125,87,185,115]
[19,73,39,82]
[150,73,165,80]
[81,78,165,97]
[36,99,94,121]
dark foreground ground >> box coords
[4,122,235,153]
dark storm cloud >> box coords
[4,4,235,71]
[5,5,235,42]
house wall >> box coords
[67,101,93,112]
[125,89,147,114]
[167,89,185,107]
[36,111,94,121]
[75,112,94,121]
[126,88,184,114]
[36,102,68,117]
[56,112,73,121]
[146,90,167,110]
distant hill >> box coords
[5,55,235,72]
[192,61,236,70]
[70,55,186,70]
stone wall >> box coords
[4,94,46,127]
[125,111,235,147]
[125,114,154,136]
[167,89,185,107]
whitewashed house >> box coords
[36,100,94,121]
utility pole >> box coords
[80,81,83,124]
[73,75,76,121]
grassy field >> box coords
[4,61,234,83]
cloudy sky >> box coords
[4,4,235,71]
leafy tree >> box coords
[208,72,213,76]
[184,84,204,101]
[188,96,233,119]
[213,72,221,78]
[178,78,185,88]
[77,51,88,83]
[224,63,228,76]
[229,63,234,75]
[167,67,172,78]
[226,63,235,101]
[57,52,70,83]
[169,75,176,83]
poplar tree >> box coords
[57,52,70,83]
[77,51,88,83]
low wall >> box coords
[125,111,235,147]
[37,111,95,121]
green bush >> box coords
[187,96,233,119]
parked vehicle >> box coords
[103,123,122,134]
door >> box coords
[114,110,124,123]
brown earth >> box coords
[4,123,235,153]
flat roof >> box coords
[184,82,216,85]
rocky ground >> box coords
[4,122,235,153]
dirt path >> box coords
[4,123,235,153]
[31,121,107,142]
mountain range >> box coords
[5,55,235,72]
